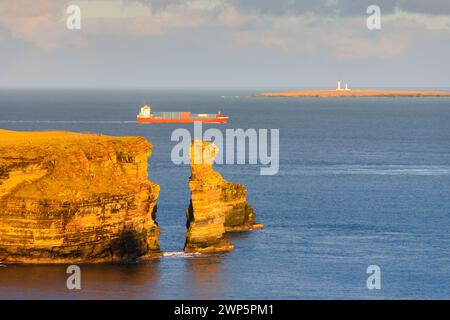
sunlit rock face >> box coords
[0,130,160,263]
[221,182,264,232]
[184,140,263,254]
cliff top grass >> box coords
[0,129,149,154]
[0,129,154,200]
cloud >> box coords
[0,0,449,60]
[216,5,252,28]
[0,0,86,49]
[0,0,227,46]
[399,0,450,15]
[228,0,450,16]
[1,0,450,87]
[0,0,62,16]
[230,14,418,60]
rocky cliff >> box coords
[0,129,160,263]
[184,140,263,254]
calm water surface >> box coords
[0,89,449,299]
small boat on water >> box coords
[136,104,228,124]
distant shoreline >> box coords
[257,89,450,98]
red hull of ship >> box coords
[137,117,228,124]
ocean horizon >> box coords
[1,88,450,299]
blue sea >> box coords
[0,89,450,299]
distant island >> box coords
[257,81,450,98]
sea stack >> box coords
[0,129,160,263]
[184,140,263,254]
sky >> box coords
[0,0,450,88]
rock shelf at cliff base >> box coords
[184,139,264,254]
[257,89,450,98]
[0,129,160,263]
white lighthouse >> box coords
[336,81,351,91]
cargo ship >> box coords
[137,105,228,124]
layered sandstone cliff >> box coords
[184,140,263,254]
[0,129,160,263]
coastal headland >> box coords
[0,130,263,263]
[257,89,450,98]
[0,129,161,263]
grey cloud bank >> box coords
[0,0,449,88]
[140,0,450,16]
